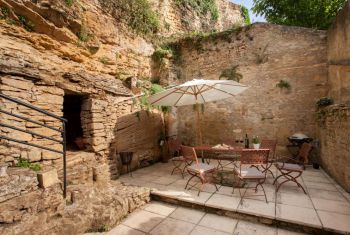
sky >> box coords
[231,0,266,23]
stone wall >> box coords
[327,1,350,104]
[0,75,64,165]
[0,167,150,235]
[318,1,350,192]
[161,24,328,154]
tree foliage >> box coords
[252,0,346,29]
[241,6,251,25]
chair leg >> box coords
[257,180,268,203]
[273,172,284,185]
[275,170,307,194]
[185,174,196,190]
[171,161,183,175]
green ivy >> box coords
[175,0,219,21]
[241,6,251,25]
[16,158,42,172]
[65,0,74,7]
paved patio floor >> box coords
[119,161,350,234]
[87,201,309,235]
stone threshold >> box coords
[151,193,343,235]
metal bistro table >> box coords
[194,145,243,170]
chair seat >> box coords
[276,162,303,171]
[171,156,185,161]
[235,168,265,179]
[188,163,216,173]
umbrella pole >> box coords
[195,105,204,163]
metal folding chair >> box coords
[274,143,312,194]
[168,138,184,177]
[234,149,270,203]
[260,139,277,178]
[182,145,218,196]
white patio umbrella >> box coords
[148,79,248,146]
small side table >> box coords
[119,152,133,176]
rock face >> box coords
[319,1,350,192]
[0,168,38,203]
[160,23,328,154]
[149,0,244,35]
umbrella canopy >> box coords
[148,79,248,107]
[148,79,248,157]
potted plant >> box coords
[252,136,260,149]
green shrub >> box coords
[276,80,291,89]
[152,44,182,65]
[219,65,243,82]
[77,25,92,42]
[16,158,42,172]
[18,15,35,32]
[316,97,333,108]
[175,0,219,21]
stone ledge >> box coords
[151,194,331,235]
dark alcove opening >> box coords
[63,93,84,150]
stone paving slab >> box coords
[119,162,350,234]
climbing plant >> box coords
[175,0,219,21]
[219,65,243,82]
[133,82,171,114]
[152,44,182,65]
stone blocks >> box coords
[37,169,60,189]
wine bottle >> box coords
[244,134,249,148]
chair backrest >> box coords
[180,145,199,164]
[298,143,312,165]
[168,138,181,156]
[261,139,277,158]
[240,149,270,165]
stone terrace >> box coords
[120,161,350,234]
